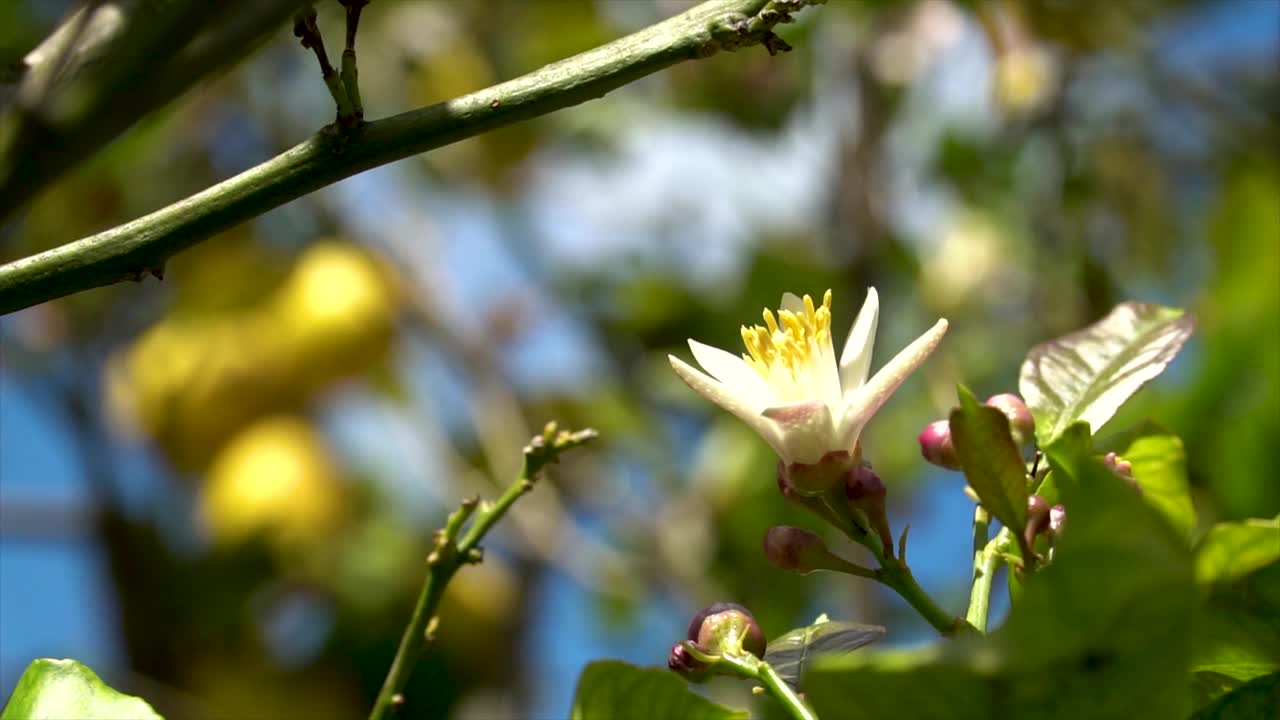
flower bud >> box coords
[845,462,894,556]
[1103,452,1141,495]
[780,450,855,497]
[918,420,961,470]
[667,641,710,681]
[1049,504,1066,537]
[1023,494,1051,550]
[687,602,766,660]
[985,393,1035,448]
[763,526,830,574]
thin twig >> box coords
[367,423,596,720]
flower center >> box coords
[740,290,833,379]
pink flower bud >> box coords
[845,462,894,556]
[1023,494,1051,550]
[918,420,961,470]
[687,602,766,660]
[1103,452,1141,494]
[1049,504,1066,537]
[763,526,830,573]
[985,393,1035,448]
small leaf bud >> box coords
[985,393,1036,448]
[918,420,961,470]
[687,602,766,660]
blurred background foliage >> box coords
[0,1,1276,718]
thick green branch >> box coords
[0,0,817,315]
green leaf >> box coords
[1195,516,1280,586]
[1019,301,1194,446]
[1191,560,1280,698]
[763,617,885,689]
[804,424,1196,720]
[949,385,1028,536]
[1190,672,1280,720]
[570,661,747,720]
[1,658,162,720]
[1099,422,1195,541]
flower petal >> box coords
[779,292,805,314]
[688,340,772,405]
[839,287,880,392]
[670,355,785,454]
[839,318,948,450]
[762,400,837,465]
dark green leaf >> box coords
[804,424,1196,720]
[1099,422,1195,540]
[1195,516,1280,586]
[1191,561,1280,698]
[1019,302,1194,445]
[763,618,885,689]
[570,661,746,720]
[1,658,162,720]
[949,385,1028,536]
[1190,672,1280,720]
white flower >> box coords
[669,289,948,468]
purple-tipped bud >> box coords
[985,393,1035,448]
[1049,504,1066,537]
[667,641,710,680]
[780,450,855,496]
[763,526,830,574]
[687,602,766,659]
[918,420,961,471]
[1023,494,1051,550]
[845,462,895,556]
[1103,452,1141,495]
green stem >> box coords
[965,525,1012,634]
[367,464,533,720]
[0,0,820,315]
[875,557,966,636]
[716,652,818,720]
[757,663,819,720]
[822,488,965,635]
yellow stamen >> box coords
[741,290,833,378]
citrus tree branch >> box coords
[0,0,820,315]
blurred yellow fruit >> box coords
[202,416,347,551]
[271,240,400,387]
[994,46,1056,117]
[106,239,400,469]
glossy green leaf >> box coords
[1,658,162,720]
[763,617,885,689]
[1190,672,1280,720]
[570,661,746,720]
[1019,302,1194,445]
[1100,422,1195,540]
[805,423,1196,720]
[1195,516,1280,586]
[949,385,1028,536]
